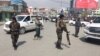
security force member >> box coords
[74,18,81,37]
[34,16,42,39]
[9,17,20,50]
[56,14,69,49]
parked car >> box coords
[3,15,44,34]
[84,16,100,40]
[50,17,57,22]
[68,20,75,26]
[68,20,89,27]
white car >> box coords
[3,15,44,34]
[68,20,75,26]
[81,21,90,27]
[84,17,100,40]
[69,20,89,27]
[50,17,57,22]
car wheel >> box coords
[20,27,25,34]
[81,24,85,27]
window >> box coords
[93,17,100,23]
[16,16,25,21]
[24,16,30,21]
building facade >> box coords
[0,0,27,22]
[0,1,15,21]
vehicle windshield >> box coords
[93,17,100,23]
[16,16,25,21]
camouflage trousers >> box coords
[56,27,68,47]
[11,32,19,49]
[56,29,63,48]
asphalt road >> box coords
[0,21,100,56]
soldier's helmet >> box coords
[59,14,64,19]
[12,17,17,22]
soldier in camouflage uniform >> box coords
[9,17,20,50]
[56,14,69,49]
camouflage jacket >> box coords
[9,21,20,32]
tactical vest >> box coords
[10,22,20,32]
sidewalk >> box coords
[0,22,5,26]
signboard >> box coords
[0,6,14,12]
[75,0,98,9]
[11,0,23,5]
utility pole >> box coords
[70,0,74,16]
[70,0,74,9]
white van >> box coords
[84,16,100,39]
[3,15,44,34]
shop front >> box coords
[0,6,15,22]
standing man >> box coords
[74,18,81,37]
[34,16,42,39]
[9,17,20,50]
[56,14,69,49]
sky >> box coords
[23,0,70,8]
[2,0,100,8]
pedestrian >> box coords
[9,17,20,50]
[34,16,42,40]
[74,18,81,37]
[55,14,69,49]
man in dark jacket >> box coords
[74,18,81,37]
[9,17,20,50]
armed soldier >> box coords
[9,17,20,50]
[56,14,70,49]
